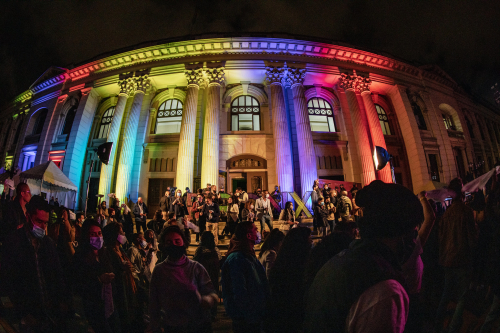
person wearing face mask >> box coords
[73,219,120,333]
[200,193,220,245]
[255,190,273,234]
[128,232,151,325]
[192,194,205,243]
[0,195,70,332]
[159,190,171,221]
[278,201,298,232]
[149,226,218,332]
[133,197,149,234]
[313,197,329,238]
[304,180,424,333]
[221,222,269,333]
[170,189,185,230]
[242,200,257,222]
[102,222,138,333]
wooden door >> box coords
[147,178,174,218]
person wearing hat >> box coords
[0,195,70,332]
[304,180,424,333]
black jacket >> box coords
[159,196,170,212]
[3,200,27,235]
[133,202,148,222]
[0,226,69,320]
[203,202,220,223]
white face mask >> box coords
[265,194,269,198]
[117,234,127,245]
[141,240,148,248]
[250,205,254,209]
[177,193,181,197]
[90,236,104,250]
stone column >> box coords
[201,66,224,188]
[98,77,135,201]
[115,75,151,203]
[358,77,393,183]
[175,68,204,192]
[287,65,318,196]
[339,74,376,186]
[265,65,294,192]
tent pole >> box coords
[84,160,94,217]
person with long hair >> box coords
[278,201,297,232]
[193,231,222,321]
[258,228,285,278]
[149,226,218,332]
[264,227,312,333]
[242,200,257,222]
[227,194,240,236]
[102,222,138,332]
[147,209,164,235]
[73,219,121,332]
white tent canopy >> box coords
[20,161,78,209]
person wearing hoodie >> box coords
[221,222,269,333]
[148,226,218,333]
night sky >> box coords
[1,0,499,109]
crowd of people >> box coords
[0,175,498,333]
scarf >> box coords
[226,235,255,258]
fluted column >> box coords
[115,75,151,203]
[175,68,204,192]
[98,77,135,201]
[359,78,393,183]
[201,66,224,188]
[339,74,376,186]
[265,66,294,192]
[287,66,318,196]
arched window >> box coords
[96,107,115,139]
[156,99,183,134]
[375,104,392,135]
[12,116,24,144]
[442,113,455,130]
[32,108,47,135]
[231,96,260,131]
[465,116,475,139]
[307,97,337,132]
[61,106,77,136]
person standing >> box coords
[435,178,477,333]
[133,197,148,233]
[0,195,70,332]
[304,181,422,333]
[336,191,352,223]
[112,198,123,223]
[221,222,269,333]
[4,182,31,234]
[324,196,336,234]
[170,189,185,230]
[227,195,240,237]
[149,226,218,332]
[255,190,273,234]
[258,229,285,278]
[313,197,328,238]
[202,193,220,246]
[192,193,205,243]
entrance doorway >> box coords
[87,178,99,214]
[232,178,247,192]
[147,178,174,218]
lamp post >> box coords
[373,146,395,183]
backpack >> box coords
[340,199,351,215]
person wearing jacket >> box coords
[133,197,148,233]
[278,201,298,233]
[159,191,170,220]
[221,222,269,333]
[313,197,329,238]
[3,182,31,235]
[170,189,185,230]
[201,193,220,245]
[255,190,273,234]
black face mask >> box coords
[163,245,186,260]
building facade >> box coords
[1,35,498,213]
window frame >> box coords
[230,95,261,131]
[155,99,184,134]
[61,106,78,136]
[307,97,337,133]
[95,106,115,139]
[32,109,48,136]
[375,104,392,135]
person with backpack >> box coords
[336,191,352,223]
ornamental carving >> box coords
[185,68,205,86]
[356,77,371,93]
[118,77,136,96]
[226,154,267,169]
[285,67,306,86]
[338,73,357,91]
[205,67,225,85]
[265,66,286,85]
[135,75,151,93]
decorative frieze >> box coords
[338,73,371,93]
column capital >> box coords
[185,68,205,87]
[205,67,225,85]
[338,73,357,91]
[357,77,372,94]
[285,66,306,86]
[265,66,286,85]
[134,75,151,93]
[118,77,136,96]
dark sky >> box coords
[2,0,500,108]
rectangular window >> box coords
[238,114,253,130]
[156,116,182,134]
[232,115,238,131]
[253,115,260,131]
[309,115,330,132]
[428,154,440,182]
[327,117,336,132]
